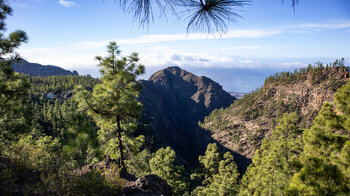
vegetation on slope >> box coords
[1,1,349,194]
[25,74,99,95]
[200,59,349,160]
[0,43,190,194]
[239,79,350,195]
[239,113,303,195]
[2,60,350,194]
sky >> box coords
[5,0,350,92]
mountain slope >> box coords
[137,66,236,165]
[200,61,349,167]
[11,59,78,76]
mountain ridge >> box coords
[10,58,78,76]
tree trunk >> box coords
[116,116,126,169]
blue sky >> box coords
[6,0,350,92]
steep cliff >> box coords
[137,66,235,165]
[200,62,349,168]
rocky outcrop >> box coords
[11,58,78,76]
[74,159,172,196]
[138,66,235,166]
[120,175,172,196]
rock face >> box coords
[138,66,235,165]
[120,175,172,196]
[11,59,78,76]
[201,65,349,171]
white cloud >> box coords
[139,52,304,69]
[54,29,279,52]
[46,20,350,52]
[297,21,350,29]
[58,0,75,8]
[116,29,281,44]
[18,43,304,72]
[111,21,350,46]
[71,41,109,50]
[18,46,100,70]
[281,20,350,32]
[222,46,263,50]
[16,20,349,72]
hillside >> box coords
[200,60,349,165]
[23,66,236,167]
[11,58,78,76]
[137,66,236,165]
[3,60,350,195]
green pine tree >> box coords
[62,114,101,168]
[149,147,189,195]
[0,0,29,151]
[191,143,239,196]
[239,113,303,196]
[286,81,350,195]
[74,42,145,171]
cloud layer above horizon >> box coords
[17,20,350,72]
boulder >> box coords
[120,175,172,196]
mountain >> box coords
[137,66,236,166]
[200,61,349,171]
[11,58,78,76]
[23,65,237,167]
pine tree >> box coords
[286,81,350,195]
[287,157,348,195]
[239,113,303,196]
[335,80,350,136]
[149,147,189,195]
[0,0,29,150]
[74,42,144,171]
[191,143,239,195]
[62,114,100,168]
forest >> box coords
[1,0,350,195]
[2,55,350,195]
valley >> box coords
[1,0,349,195]
[2,57,349,195]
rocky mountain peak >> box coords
[146,67,232,110]
[138,66,236,166]
[149,66,196,87]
